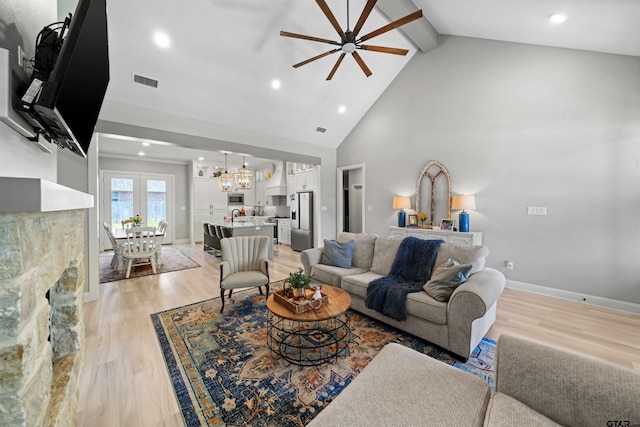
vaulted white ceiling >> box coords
[97,0,639,166]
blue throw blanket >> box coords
[365,237,444,321]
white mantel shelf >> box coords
[0,177,94,213]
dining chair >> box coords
[155,221,169,264]
[122,226,158,279]
[219,236,270,313]
[103,223,127,270]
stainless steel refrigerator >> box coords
[291,191,313,252]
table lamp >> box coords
[451,195,476,232]
[393,196,411,227]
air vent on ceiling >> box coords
[132,73,159,88]
[316,127,327,133]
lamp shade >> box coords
[451,195,476,211]
[392,196,411,210]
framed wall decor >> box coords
[408,214,418,225]
[440,218,454,231]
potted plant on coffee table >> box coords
[285,268,311,300]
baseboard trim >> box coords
[506,280,640,315]
[174,239,190,244]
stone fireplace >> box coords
[0,178,92,426]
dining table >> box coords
[113,228,165,241]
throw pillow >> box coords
[434,243,489,274]
[423,258,472,302]
[320,239,355,269]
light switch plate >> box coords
[527,207,547,215]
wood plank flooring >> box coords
[75,243,640,426]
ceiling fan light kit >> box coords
[281,0,423,80]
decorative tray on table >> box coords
[273,289,329,314]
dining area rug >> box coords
[151,286,495,427]
[99,246,200,283]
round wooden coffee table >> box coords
[266,285,351,366]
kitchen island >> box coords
[217,221,275,259]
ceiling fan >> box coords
[280,0,423,80]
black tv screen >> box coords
[32,0,109,158]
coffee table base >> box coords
[266,310,351,366]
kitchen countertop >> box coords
[221,221,276,228]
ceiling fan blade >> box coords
[315,0,346,41]
[352,51,372,77]
[293,48,341,68]
[358,9,423,42]
[352,0,377,37]
[280,31,339,46]
[359,44,409,56]
[326,53,346,80]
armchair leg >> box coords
[258,286,264,296]
[220,288,225,313]
[265,283,270,299]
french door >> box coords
[100,171,174,249]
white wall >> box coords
[338,36,640,305]
[0,0,57,180]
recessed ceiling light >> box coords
[142,142,150,146]
[338,105,347,114]
[153,32,171,48]
[271,79,281,90]
[549,14,567,24]
[138,152,145,156]
[198,157,204,161]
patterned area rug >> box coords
[99,246,200,283]
[151,286,495,427]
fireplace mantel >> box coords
[0,177,93,212]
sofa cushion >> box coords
[406,291,448,325]
[311,263,367,288]
[484,393,561,427]
[435,243,489,274]
[341,272,384,299]
[337,232,377,270]
[321,239,355,268]
[424,259,472,302]
[342,273,448,325]
[370,235,403,275]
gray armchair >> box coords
[219,236,270,313]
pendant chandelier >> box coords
[218,153,235,192]
[234,156,254,190]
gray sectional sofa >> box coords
[301,232,506,359]
[307,335,640,427]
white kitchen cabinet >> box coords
[242,187,256,206]
[277,219,291,246]
[255,181,266,206]
[294,168,316,192]
[195,178,228,210]
[389,226,482,246]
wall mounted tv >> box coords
[20,0,109,158]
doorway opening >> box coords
[337,164,365,234]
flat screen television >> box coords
[30,0,109,158]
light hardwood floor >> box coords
[75,243,640,426]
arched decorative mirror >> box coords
[415,160,451,226]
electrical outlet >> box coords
[505,260,514,270]
[527,206,547,215]
[368,205,374,212]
